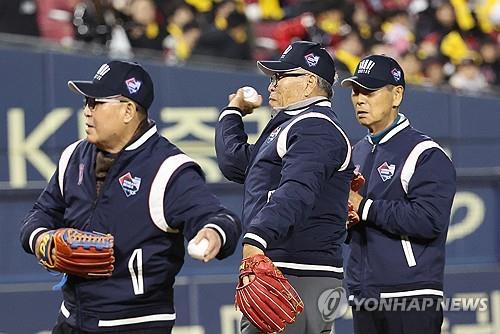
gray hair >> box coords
[316,74,337,100]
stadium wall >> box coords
[1,46,499,333]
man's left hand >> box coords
[241,244,264,285]
[190,227,222,262]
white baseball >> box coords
[187,238,209,260]
[242,86,259,103]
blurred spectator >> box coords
[73,0,115,45]
[213,0,238,31]
[450,58,489,93]
[184,0,214,13]
[244,0,285,21]
[174,1,197,25]
[477,0,500,34]
[422,56,448,87]
[381,11,414,56]
[440,30,474,65]
[334,31,364,74]
[193,10,251,60]
[124,0,166,50]
[273,0,349,52]
[37,0,79,44]
[164,20,201,63]
[349,1,378,44]
[450,0,475,31]
[400,52,424,85]
[416,2,457,42]
[311,1,350,44]
[360,0,411,14]
[165,2,196,39]
[479,38,500,86]
[416,32,440,59]
[0,0,39,36]
[163,2,199,62]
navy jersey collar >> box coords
[125,123,158,151]
[367,113,410,145]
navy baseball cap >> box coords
[68,60,154,110]
[257,41,336,85]
[341,54,405,90]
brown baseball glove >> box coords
[37,228,115,278]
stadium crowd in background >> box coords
[1,0,499,93]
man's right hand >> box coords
[35,231,52,260]
[347,200,361,229]
[347,172,365,229]
[228,87,263,116]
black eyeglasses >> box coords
[270,73,308,87]
[84,97,130,109]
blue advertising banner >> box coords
[1,47,500,188]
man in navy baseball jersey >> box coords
[20,60,241,333]
[216,41,354,333]
[342,55,456,334]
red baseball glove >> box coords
[351,172,365,192]
[347,172,365,228]
[235,254,304,333]
[37,228,115,278]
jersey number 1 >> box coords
[128,248,144,295]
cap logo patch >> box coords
[358,59,376,74]
[304,53,320,67]
[391,68,401,81]
[125,77,142,94]
[280,45,292,59]
[94,64,111,80]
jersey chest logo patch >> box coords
[266,126,281,144]
[377,162,396,182]
[119,172,141,197]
